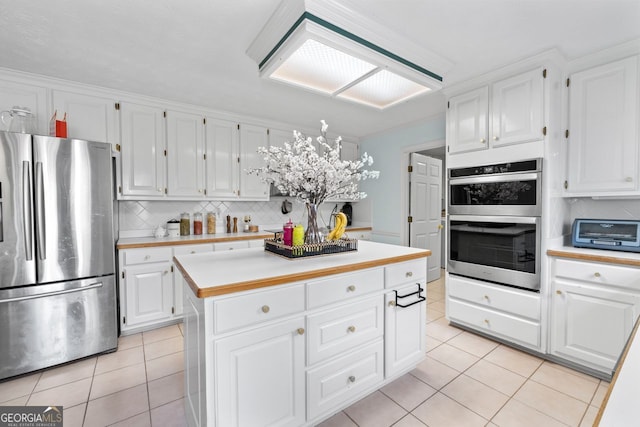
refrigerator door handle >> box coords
[22,161,33,261]
[0,281,104,304]
[35,161,46,260]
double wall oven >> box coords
[448,159,542,291]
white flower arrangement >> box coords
[248,120,380,206]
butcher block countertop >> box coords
[116,227,372,250]
[547,246,640,267]
[174,240,430,298]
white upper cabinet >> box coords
[205,117,239,199]
[565,56,639,196]
[447,68,545,155]
[166,110,205,197]
[51,90,119,147]
[491,68,544,147]
[239,123,269,200]
[120,102,166,197]
[0,80,48,135]
[447,86,489,154]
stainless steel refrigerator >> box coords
[0,131,117,380]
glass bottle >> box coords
[207,212,216,234]
[180,213,190,236]
[193,212,203,235]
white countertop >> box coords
[596,317,640,426]
[547,245,640,267]
[174,240,430,298]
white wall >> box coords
[359,113,446,245]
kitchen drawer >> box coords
[213,241,250,251]
[448,299,540,348]
[448,274,540,320]
[122,247,173,265]
[307,339,383,421]
[306,268,383,309]
[553,258,640,290]
[385,259,426,288]
[213,283,305,334]
[173,243,214,256]
[307,295,383,365]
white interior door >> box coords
[409,153,443,282]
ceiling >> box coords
[1,0,639,138]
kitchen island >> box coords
[174,241,430,427]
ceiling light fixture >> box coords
[247,0,450,109]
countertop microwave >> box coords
[572,219,640,253]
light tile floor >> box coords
[0,272,608,426]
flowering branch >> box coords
[247,120,380,206]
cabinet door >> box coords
[385,284,426,377]
[566,56,639,194]
[491,68,544,147]
[239,123,269,200]
[120,102,166,197]
[215,317,305,427]
[551,279,640,373]
[205,117,239,199]
[123,262,173,328]
[52,90,119,147]
[447,86,489,154]
[167,110,205,197]
[0,80,48,135]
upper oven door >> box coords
[448,171,542,216]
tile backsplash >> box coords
[118,199,368,238]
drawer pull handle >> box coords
[297,328,305,335]
[594,272,601,278]
[261,305,270,313]
[347,326,356,333]
[348,376,356,383]
[405,271,413,278]
[347,285,356,292]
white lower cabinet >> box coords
[123,261,174,328]
[182,261,427,426]
[215,317,306,427]
[447,273,542,350]
[549,257,640,376]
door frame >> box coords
[400,139,445,247]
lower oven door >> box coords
[448,215,540,291]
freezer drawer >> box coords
[0,275,118,380]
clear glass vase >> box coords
[304,202,323,244]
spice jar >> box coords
[207,212,216,234]
[180,213,190,236]
[193,213,203,235]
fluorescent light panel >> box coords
[269,38,433,108]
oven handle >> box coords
[449,215,540,225]
[449,172,539,186]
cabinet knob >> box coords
[347,326,356,333]
[163,270,169,275]
[405,271,413,278]
[261,305,270,313]
[144,255,150,260]
[347,285,356,292]
[190,251,196,254]
[594,272,601,278]
[483,295,489,301]
[348,376,356,383]
[493,136,499,141]
[388,300,396,307]
[297,328,305,335]
[480,138,486,144]
[484,319,490,325]
[157,187,163,192]
[626,177,633,182]
[556,290,562,295]
[437,224,443,230]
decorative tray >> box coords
[264,238,358,259]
